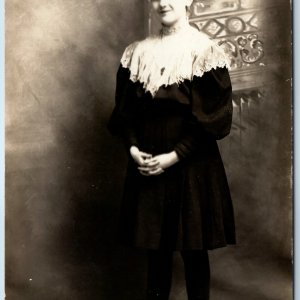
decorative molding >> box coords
[232,88,264,109]
[219,33,264,69]
[190,0,241,17]
[191,10,260,38]
[229,67,266,91]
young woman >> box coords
[108,0,236,299]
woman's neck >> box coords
[161,18,190,36]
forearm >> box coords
[174,121,203,160]
[121,127,139,154]
[174,135,199,160]
[168,150,180,165]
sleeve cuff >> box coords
[174,143,190,160]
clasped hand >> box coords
[130,146,179,176]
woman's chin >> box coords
[161,18,176,26]
[159,16,177,27]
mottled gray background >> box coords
[5,0,292,299]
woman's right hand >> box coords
[130,146,164,176]
[130,146,152,166]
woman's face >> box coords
[151,0,193,27]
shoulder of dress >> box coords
[120,36,158,68]
[120,41,138,68]
[189,29,231,76]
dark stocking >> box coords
[181,250,210,300]
[146,250,173,300]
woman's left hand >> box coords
[138,151,179,176]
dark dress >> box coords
[108,64,236,251]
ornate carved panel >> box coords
[189,0,266,91]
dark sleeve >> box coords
[107,65,139,151]
[174,67,233,159]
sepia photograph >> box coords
[5,0,292,299]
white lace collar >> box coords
[120,26,230,97]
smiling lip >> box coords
[160,11,171,15]
[160,10,171,14]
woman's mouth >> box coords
[160,9,171,15]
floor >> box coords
[6,246,292,300]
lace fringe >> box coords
[120,28,230,97]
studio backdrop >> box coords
[6,0,292,299]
